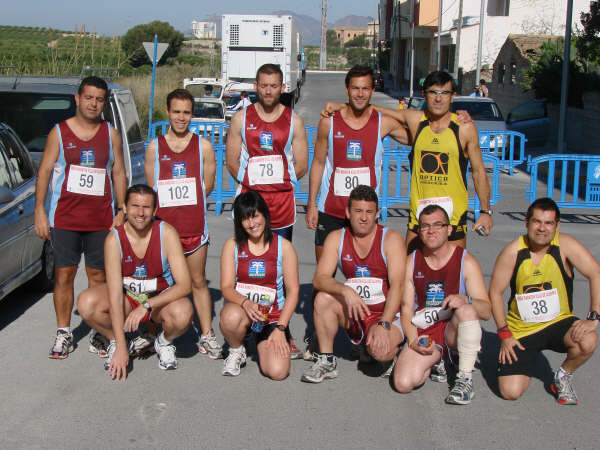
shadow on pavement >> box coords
[478,330,555,399]
[0,283,48,332]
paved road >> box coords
[1,72,599,449]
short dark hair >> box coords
[166,88,194,110]
[422,71,456,92]
[125,184,157,209]
[233,191,273,245]
[78,76,108,98]
[526,197,560,222]
[418,204,450,224]
[479,79,486,85]
[256,64,283,83]
[348,185,378,208]
[345,65,374,88]
[241,91,248,97]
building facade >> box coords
[191,21,217,39]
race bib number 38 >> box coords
[516,288,560,323]
[412,307,452,329]
[345,277,385,305]
[66,165,106,196]
[157,178,198,207]
[248,155,284,185]
[334,167,370,196]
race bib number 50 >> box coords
[66,165,106,196]
[345,277,385,305]
[516,288,560,323]
[412,307,452,329]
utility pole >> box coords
[409,0,415,96]
[557,0,573,153]
[320,0,327,70]
[453,0,463,86]
[475,0,486,85]
[437,0,443,70]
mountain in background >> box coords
[332,15,374,27]
[194,12,373,46]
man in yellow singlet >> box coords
[489,198,599,405]
[323,70,492,251]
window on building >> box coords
[498,63,506,84]
[488,0,510,16]
[510,63,517,85]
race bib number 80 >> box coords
[334,167,370,196]
[516,288,560,323]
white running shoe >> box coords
[154,338,178,370]
[129,333,156,356]
[88,331,109,358]
[198,331,223,359]
[103,340,116,371]
[222,346,247,376]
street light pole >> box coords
[475,0,486,85]
[437,0,443,70]
[453,0,463,84]
[557,0,573,154]
[409,0,415,96]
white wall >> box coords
[438,0,590,72]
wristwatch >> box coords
[586,311,600,321]
[480,209,493,215]
[275,323,287,332]
[141,299,152,313]
[377,321,391,330]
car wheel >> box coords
[34,240,55,292]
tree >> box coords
[345,34,368,48]
[121,21,184,68]
[576,0,600,63]
[326,29,340,48]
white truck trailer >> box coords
[221,14,302,107]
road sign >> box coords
[143,42,169,62]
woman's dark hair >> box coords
[233,191,272,245]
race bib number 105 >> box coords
[235,282,276,306]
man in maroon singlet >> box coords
[77,184,193,380]
[35,76,127,360]
[226,63,309,358]
[306,65,409,263]
[144,89,221,359]
[301,185,406,383]
[392,204,490,405]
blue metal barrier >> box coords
[478,130,526,176]
[527,154,600,208]
[147,121,506,220]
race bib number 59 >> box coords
[66,165,106,196]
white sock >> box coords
[58,327,70,334]
[557,366,571,378]
[458,370,472,381]
[157,332,171,346]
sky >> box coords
[2,0,378,36]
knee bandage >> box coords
[457,320,482,373]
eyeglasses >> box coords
[424,89,453,97]
[419,222,449,231]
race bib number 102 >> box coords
[157,178,198,207]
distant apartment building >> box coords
[334,26,368,46]
[379,0,590,91]
[191,21,217,39]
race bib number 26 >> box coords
[345,277,385,305]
